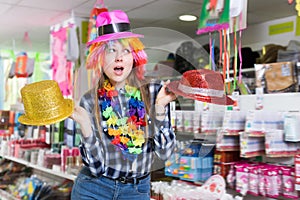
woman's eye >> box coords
[107,48,115,53]
[124,49,131,54]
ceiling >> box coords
[0,0,297,53]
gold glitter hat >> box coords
[18,80,74,125]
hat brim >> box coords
[18,99,74,126]
[87,32,144,45]
[167,81,234,105]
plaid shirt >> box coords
[79,80,176,179]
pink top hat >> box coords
[87,10,143,45]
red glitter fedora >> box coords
[167,69,234,105]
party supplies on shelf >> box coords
[165,152,180,178]
[178,156,213,182]
[239,132,265,158]
[216,130,240,151]
[284,111,300,142]
[244,110,284,136]
[265,130,298,157]
[294,154,300,191]
[201,110,224,134]
[222,110,246,133]
[281,166,298,199]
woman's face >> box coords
[103,40,134,88]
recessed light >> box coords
[179,14,197,22]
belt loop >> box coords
[134,178,139,184]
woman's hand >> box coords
[70,106,93,138]
[155,80,176,107]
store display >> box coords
[230,161,299,199]
[197,0,230,35]
[0,110,10,131]
[264,62,298,93]
[1,1,300,199]
[284,112,300,142]
[201,110,224,133]
[8,52,35,79]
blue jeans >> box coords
[71,167,151,200]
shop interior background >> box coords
[0,0,297,53]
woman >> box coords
[70,9,176,200]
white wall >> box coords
[237,15,300,51]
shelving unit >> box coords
[0,189,17,200]
[0,154,76,181]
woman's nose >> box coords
[115,52,123,62]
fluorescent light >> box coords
[179,14,197,22]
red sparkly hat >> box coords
[167,69,234,105]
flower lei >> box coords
[98,80,146,155]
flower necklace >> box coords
[98,80,146,155]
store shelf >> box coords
[217,147,240,152]
[0,188,18,200]
[0,154,76,181]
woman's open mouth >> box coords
[114,66,124,75]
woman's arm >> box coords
[70,91,106,176]
[150,80,177,161]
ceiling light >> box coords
[179,15,197,22]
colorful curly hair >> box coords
[85,37,147,80]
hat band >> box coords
[98,23,131,36]
[178,83,224,97]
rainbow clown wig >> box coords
[85,37,148,80]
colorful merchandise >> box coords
[197,0,230,35]
[99,80,146,155]
[167,69,234,105]
[50,26,73,96]
[18,80,74,126]
[87,6,108,44]
[0,110,10,131]
[8,52,35,78]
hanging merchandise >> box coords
[84,0,108,90]
[229,0,247,33]
[229,0,247,92]
[8,52,35,78]
[66,23,80,62]
[86,0,108,45]
[196,0,248,94]
[50,22,74,96]
[22,31,32,50]
[197,0,230,35]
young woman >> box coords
[70,9,176,200]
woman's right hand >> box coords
[70,106,93,138]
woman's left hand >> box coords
[155,80,176,107]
